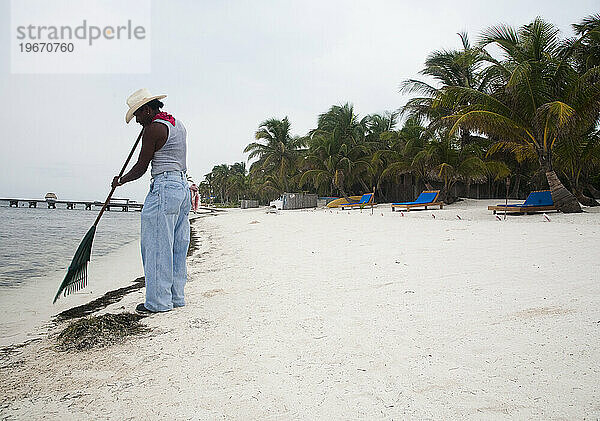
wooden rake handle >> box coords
[93,128,144,227]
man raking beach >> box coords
[113,88,191,314]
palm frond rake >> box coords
[53,129,144,303]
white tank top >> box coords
[151,117,187,177]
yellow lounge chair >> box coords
[326,195,363,208]
[340,193,375,210]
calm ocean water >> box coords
[0,203,141,288]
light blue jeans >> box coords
[141,171,191,312]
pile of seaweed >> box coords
[55,277,145,322]
[56,313,149,351]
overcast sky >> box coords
[0,0,597,202]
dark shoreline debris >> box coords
[188,220,200,257]
[0,338,42,359]
[56,312,149,351]
[55,277,146,322]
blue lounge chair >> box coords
[488,190,556,214]
[340,193,375,210]
[391,190,443,212]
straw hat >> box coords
[125,88,167,123]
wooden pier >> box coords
[0,197,143,212]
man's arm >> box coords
[112,123,168,187]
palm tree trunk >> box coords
[439,181,457,204]
[339,186,351,202]
[333,179,352,202]
[282,175,289,193]
[573,187,599,207]
[358,179,370,193]
[510,175,521,199]
[585,183,600,199]
[545,171,582,213]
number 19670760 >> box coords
[19,43,74,52]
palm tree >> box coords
[563,14,600,73]
[437,18,598,212]
[209,164,231,203]
[401,32,491,142]
[197,180,211,204]
[554,129,600,206]
[311,103,369,143]
[228,162,248,201]
[363,111,401,201]
[300,131,372,198]
[397,32,505,203]
[301,104,374,197]
[375,117,431,200]
[244,117,304,192]
[366,111,399,142]
[404,129,508,203]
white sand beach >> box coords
[1,200,599,420]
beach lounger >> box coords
[488,190,556,214]
[327,195,362,208]
[391,190,443,212]
[340,193,375,210]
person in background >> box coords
[112,88,191,314]
[190,183,199,213]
